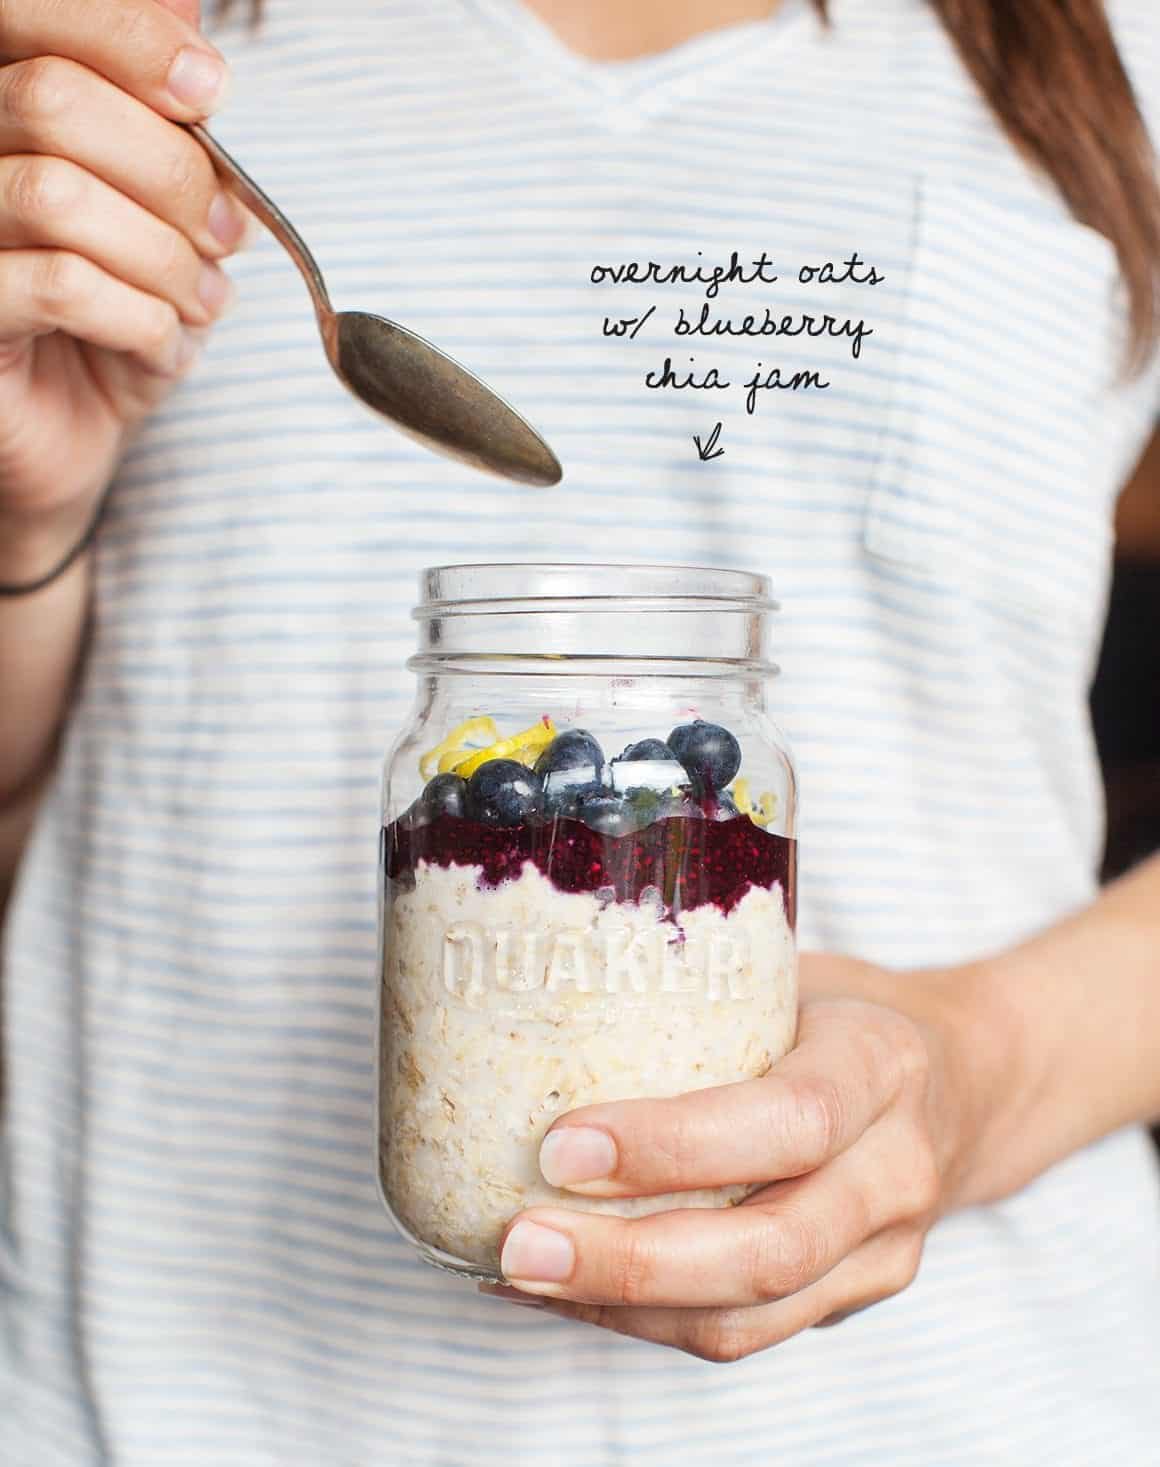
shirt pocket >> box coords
[863,178,1123,631]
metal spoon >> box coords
[190,125,563,488]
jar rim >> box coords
[415,562,778,618]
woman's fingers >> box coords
[497,1225,926,1363]
[0,0,229,120]
[500,1107,935,1306]
[0,57,246,259]
[497,1200,857,1308]
[0,249,200,377]
[0,155,232,327]
[154,0,202,26]
[504,1103,938,1314]
[538,1000,919,1198]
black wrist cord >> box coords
[0,503,105,598]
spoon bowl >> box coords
[192,125,562,488]
[324,310,561,486]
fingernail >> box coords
[238,208,261,250]
[197,262,233,316]
[207,192,247,252]
[540,1127,617,1188]
[167,47,230,113]
[500,1221,575,1285]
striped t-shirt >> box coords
[4,1,1160,1462]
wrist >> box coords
[917,958,1045,1212]
[879,960,1034,1214]
[0,495,102,588]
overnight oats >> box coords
[376,564,798,1278]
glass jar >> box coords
[377,563,798,1280]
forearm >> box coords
[953,853,1160,1207]
[1114,424,1160,561]
[0,766,50,924]
[0,512,93,815]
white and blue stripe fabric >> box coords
[4,1,1160,1462]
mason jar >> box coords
[377,563,798,1280]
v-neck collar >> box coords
[458,0,812,122]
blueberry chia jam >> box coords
[387,810,796,923]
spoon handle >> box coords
[189,123,333,322]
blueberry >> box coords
[616,738,673,763]
[535,729,605,780]
[420,772,468,820]
[466,759,543,826]
[543,783,577,818]
[609,756,691,797]
[575,790,641,837]
[667,720,742,792]
[398,798,426,830]
[544,775,602,819]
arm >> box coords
[0,523,92,917]
[1115,424,1160,561]
[478,860,1160,1357]
[0,0,245,912]
[959,850,1160,1203]
[0,767,54,920]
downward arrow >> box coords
[693,422,725,462]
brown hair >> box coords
[909,0,1160,368]
[222,0,1160,365]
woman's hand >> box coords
[482,954,1006,1361]
[0,0,246,580]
